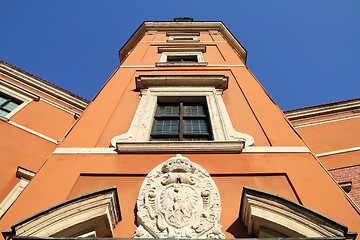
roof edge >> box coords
[0,60,89,111]
[284,98,360,121]
[118,21,247,64]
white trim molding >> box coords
[116,141,244,154]
[53,147,117,154]
[240,187,352,238]
[135,75,228,91]
[6,121,58,144]
[53,146,311,155]
[2,187,121,239]
[0,167,35,218]
[293,114,360,128]
[242,146,310,153]
[316,146,360,157]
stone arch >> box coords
[240,187,354,238]
[2,187,121,239]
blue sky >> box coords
[1,1,359,110]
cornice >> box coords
[119,21,247,64]
[285,98,360,122]
[0,60,89,111]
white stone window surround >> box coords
[0,79,39,121]
[156,52,207,67]
[166,32,200,43]
[167,36,199,42]
[111,86,254,153]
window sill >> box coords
[0,115,9,122]
[156,62,208,67]
[115,140,245,153]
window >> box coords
[151,98,212,141]
[166,32,200,43]
[167,55,198,62]
[156,52,207,67]
[111,75,255,153]
[0,80,39,120]
[0,92,23,117]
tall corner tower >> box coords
[1,19,359,239]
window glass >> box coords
[151,100,212,141]
[184,105,205,116]
[167,55,198,62]
[0,92,23,117]
[157,105,179,116]
[184,119,209,134]
[153,119,179,134]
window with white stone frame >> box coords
[166,32,200,43]
[156,46,207,67]
[156,52,207,67]
[111,75,254,153]
[0,80,39,121]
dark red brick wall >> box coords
[330,165,360,206]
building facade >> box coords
[0,60,88,219]
[0,20,359,239]
[286,98,360,207]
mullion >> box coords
[179,102,184,141]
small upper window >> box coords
[0,92,23,117]
[167,55,198,62]
[166,32,200,43]
[156,52,206,67]
[151,98,212,141]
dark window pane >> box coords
[167,55,198,62]
[184,105,205,116]
[0,96,7,105]
[3,102,19,112]
[0,93,22,116]
[157,105,179,116]
[184,119,209,134]
[0,109,8,117]
[154,120,179,134]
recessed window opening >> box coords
[0,92,23,117]
[173,37,195,41]
[167,55,198,62]
[151,97,212,141]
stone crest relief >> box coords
[134,154,225,239]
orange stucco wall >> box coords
[0,122,56,203]
[0,153,359,237]
[11,100,77,141]
[295,117,360,154]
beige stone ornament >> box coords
[134,154,225,239]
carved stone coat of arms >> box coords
[134,154,225,239]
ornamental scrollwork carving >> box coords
[134,154,225,239]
